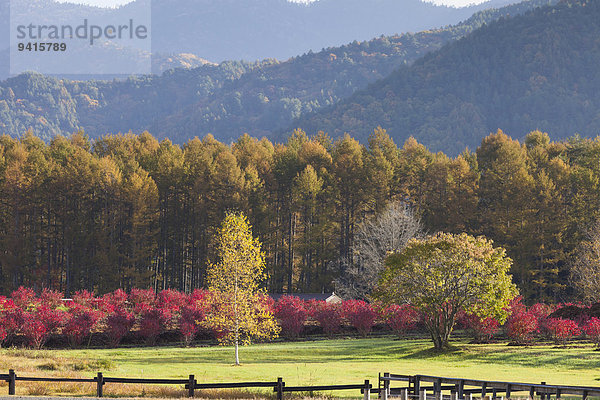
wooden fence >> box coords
[378,374,600,400]
[0,370,372,399]
[4,370,600,400]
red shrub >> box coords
[21,306,63,349]
[309,301,342,336]
[459,312,500,343]
[64,305,103,347]
[129,288,156,308]
[40,289,64,309]
[505,299,538,344]
[139,307,171,345]
[72,290,96,308]
[343,300,377,337]
[101,289,129,312]
[546,318,581,345]
[179,305,205,346]
[274,296,308,338]
[157,289,188,328]
[104,307,135,347]
[22,312,47,349]
[583,317,600,349]
[11,287,37,309]
[40,305,66,333]
[383,304,419,337]
[529,303,555,337]
[2,305,25,341]
[158,289,188,311]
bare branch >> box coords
[571,220,600,302]
[334,201,422,299]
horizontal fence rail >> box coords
[378,374,600,400]
[5,370,600,400]
[1,370,371,399]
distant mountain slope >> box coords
[148,0,515,62]
[152,0,557,143]
[0,0,513,80]
[294,0,600,155]
[0,0,557,142]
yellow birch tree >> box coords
[205,211,279,365]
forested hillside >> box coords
[0,0,555,142]
[296,0,600,155]
[2,129,599,304]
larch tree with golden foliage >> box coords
[205,212,279,365]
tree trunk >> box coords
[234,338,240,366]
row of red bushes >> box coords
[1,287,599,349]
[462,297,600,347]
[278,295,600,348]
[0,287,210,349]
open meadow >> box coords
[1,336,599,398]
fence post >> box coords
[276,377,284,400]
[8,369,15,395]
[420,389,426,400]
[364,379,371,400]
[401,388,408,400]
[188,374,195,398]
[451,391,458,400]
[96,372,104,398]
[541,382,546,400]
[382,373,390,400]
[415,376,421,398]
[435,379,442,397]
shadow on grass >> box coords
[399,344,465,360]
[396,341,600,371]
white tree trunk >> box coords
[234,337,240,365]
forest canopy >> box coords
[1,128,599,304]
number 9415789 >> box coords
[18,43,67,52]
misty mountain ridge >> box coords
[0,0,556,143]
[0,0,555,144]
[293,0,600,155]
[1,0,516,77]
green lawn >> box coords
[2,336,600,397]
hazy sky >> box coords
[54,0,133,7]
[56,0,490,8]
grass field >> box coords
[1,336,600,398]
